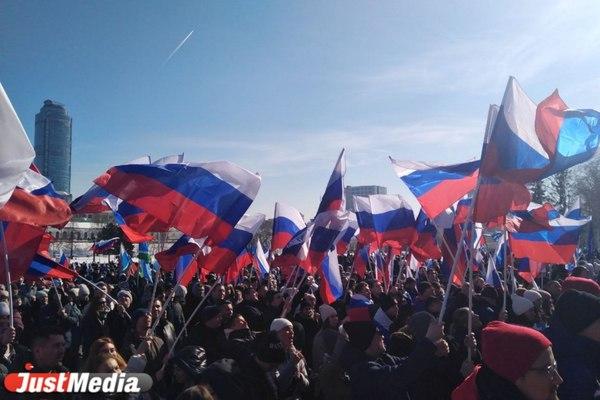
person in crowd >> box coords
[235,287,265,331]
[510,293,537,328]
[188,305,223,363]
[373,294,399,341]
[269,318,310,398]
[152,299,176,349]
[107,290,132,351]
[122,308,166,376]
[453,321,563,400]
[546,289,600,400]
[312,303,340,372]
[81,293,111,357]
[82,337,128,372]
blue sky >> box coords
[2,0,600,217]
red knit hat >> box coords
[562,276,600,296]
[481,321,551,383]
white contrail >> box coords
[163,30,194,66]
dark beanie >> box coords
[344,321,378,351]
[172,346,208,378]
[556,289,600,335]
[201,306,221,324]
[379,294,397,312]
[407,311,434,340]
[255,331,286,364]
[482,321,551,383]
[132,308,149,324]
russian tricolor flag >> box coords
[336,213,358,255]
[199,213,265,275]
[354,194,416,248]
[253,240,270,277]
[510,203,590,264]
[390,157,479,219]
[271,202,306,252]
[410,210,441,262]
[352,244,370,278]
[103,196,155,243]
[94,161,261,244]
[516,258,544,283]
[319,250,343,304]
[226,249,253,284]
[59,252,70,269]
[91,237,120,254]
[70,184,111,214]
[156,236,204,287]
[316,149,346,215]
[306,210,352,273]
[0,168,72,227]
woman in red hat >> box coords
[452,321,563,400]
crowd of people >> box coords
[0,253,599,400]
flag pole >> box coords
[169,279,219,355]
[150,247,203,332]
[0,223,14,328]
[76,272,131,318]
[501,229,509,312]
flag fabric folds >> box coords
[200,214,265,275]
[0,169,72,227]
[103,196,155,243]
[352,244,370,278]
[94,161,261,244]
[0,83,36,208]
[306,210,351,273]
[319,250,343,304]
[536,91,600,178]
[271,202,306,252]
[516,258,544,283]
[155,235,202,286]
[510,203,591,264]
[390,157,479,219]
[253,240,270,277]
[0,221,46,280]
[70,185,111,214]
[354,195,416,248]
[336,213,358,255]
[91,237,120,254]
[27,253,77,281]
[411,210,441,262]
[316,149,346,215]
[59,252,70,269]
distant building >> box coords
[345,185,387,211]
[34,100,72,196]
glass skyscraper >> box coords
[34,100,72,195]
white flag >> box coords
[0,83,35,207]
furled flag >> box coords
[0,221,46,279]
[336,212,358,255]
[26,253,77,281]
[271,202,306,252]
[0,168,72,227]
[59,252,70,269]
[389,157,479,219]
[119,244,132,273]
[103,196,155,243]
[273,225,311,270]
[510,203,591,264]
[441,224,468,285]
[199,214,265,275]
[155,236,203,286]
[253,240,270,277]
[90,237,119,254]
[138,242,153,282]
[485,234,505,288]
[352,243,370,278]
[319,250,343,304]
[354,194,416,248]
[410,210,441,262]
[0,83,36,208]
[94,161,261,244]
[316,149,346,215]
[587,223,595,260]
